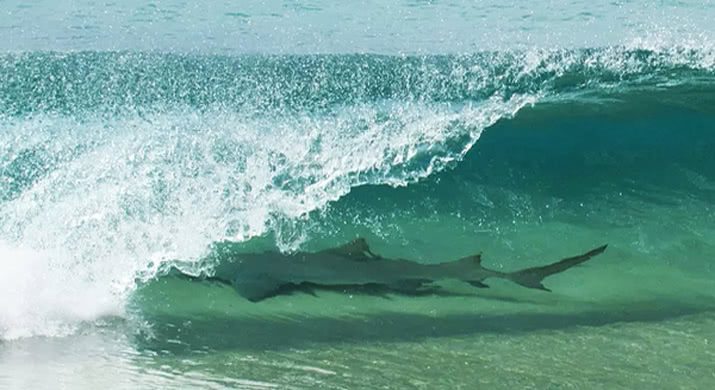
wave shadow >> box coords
[133,295,715,355]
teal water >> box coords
[2,1,715,389]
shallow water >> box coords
[2,0,715,388]
[3,266,715,388]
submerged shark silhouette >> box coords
[198,238,608,302]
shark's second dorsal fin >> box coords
[322,238,378,261]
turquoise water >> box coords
[1,1,715,388]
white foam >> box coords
[0,242,123,340]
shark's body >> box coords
[201,239,607,301]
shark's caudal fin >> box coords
[506,245,608,292]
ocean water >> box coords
[1,1,715,388]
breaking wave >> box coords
[1,46,715,339]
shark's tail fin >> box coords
[506,245,608,292]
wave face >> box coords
[1,48,715,339]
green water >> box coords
[2,1,715,388]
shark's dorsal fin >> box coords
[457,253,482,266]
[321,238,378,261]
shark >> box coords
[195,238,608,302]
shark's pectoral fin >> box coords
[232,276,284,302]
[467,280,490,288]
[296,283,319,297]
[321,237,380,261]
[387,279,432,292]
